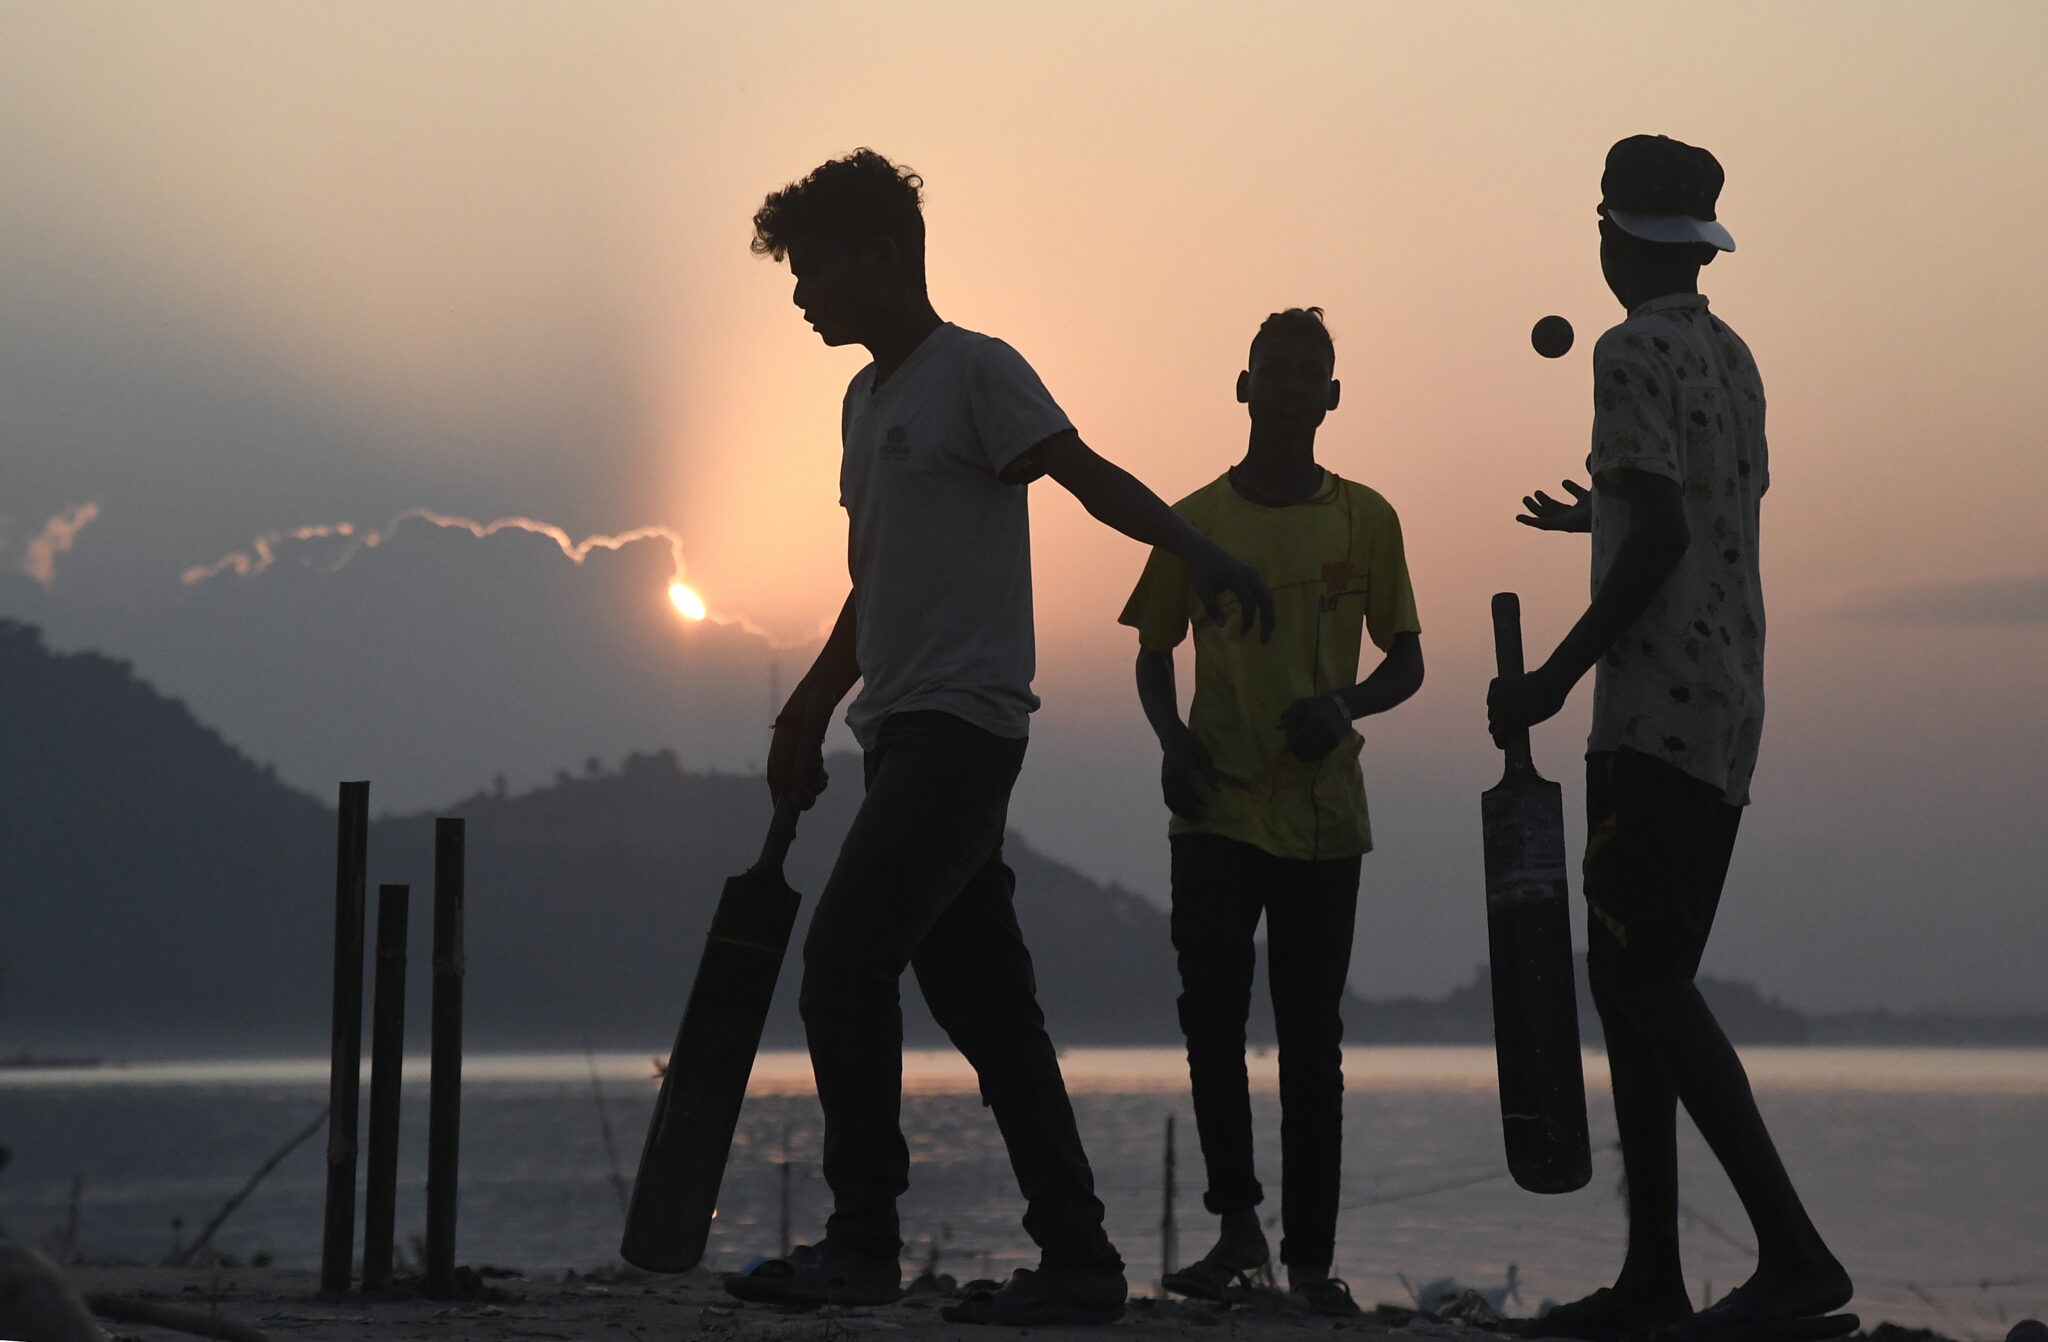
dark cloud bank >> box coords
[1845,573,2048,624]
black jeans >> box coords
[799,711,1119,1271]
[1169,832,1360,1273]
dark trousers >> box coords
[1169,832,1360,1272]
[1583,749,1742,989]
[1583,749,1789,1282]
[799,711,1118,1270]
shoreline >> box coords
[7,1052,2038,1337]
[49,1262,1991,1342]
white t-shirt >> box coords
[839,323,1070,750]
[1587,293,1769,805]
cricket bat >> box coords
[1481,592,1592,1194]
[620,798,804,1272]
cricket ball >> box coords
[1531,315,1575,358]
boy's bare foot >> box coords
[1159,1211,1271,1303]
[1204,1208,1269,1271]
[1659,1255,1854,1342]
[1708,1253,1853,1321]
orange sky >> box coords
[44,10,2047,622]
[5,2,2045,1006]
[9,3,2044,653]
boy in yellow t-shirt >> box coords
[1119,308,1423,1315]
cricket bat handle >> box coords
[1492,592,1535,771]
[756,796,803,874]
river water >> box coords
[2,1047,2042,1339]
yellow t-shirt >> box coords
[1118,470,1421,861]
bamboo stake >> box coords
[362,884,409,1289]
[425,818,465,1294]
[320,780,369,1293]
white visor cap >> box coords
[1606,208,1736,253]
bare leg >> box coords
[1593,978,1692,1320]
[1611,979,1850,1316]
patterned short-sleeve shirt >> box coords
[1587,293,1768,805]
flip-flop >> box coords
[1659,1291,1857,1342]
[722,1243,903,1308]
[941,1267,1127,1326]
[1160,1256,1270,1304]
[1290,1276,1363,1317]
[1529,1286,1693,1341]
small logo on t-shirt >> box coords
[880,425,910,460]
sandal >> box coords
[941,1266,1127,1326]
[1291,1276,1363,1317]
[1658,1289,1857,1342]
[722,1243,902,1307]
[1160,1256,1271,1304]
[1530,1287,1694,1341]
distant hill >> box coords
[1,620,333,1046]
[361,747,1222,1052]
[0,620,1310,1053]
[1353,964,1816,1045]
[6,620,2043,1056]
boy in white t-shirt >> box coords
[722,148,1274,1328]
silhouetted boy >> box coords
[1490,136,1852,1342]
[1121,308,1423,1316]
[726,149,1274,1327]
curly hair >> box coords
[1248,306,1335,367]
[752,148,926,272]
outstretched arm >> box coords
[1017,430,1275,641]
[768,590,860,808]
[1278,633,1426,761]
[1487,468,1688,739]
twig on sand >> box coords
[66,1174,84,1261]
[1903,1281,1953,1328]
[86,1293,270,1342]
[1677,1199,1756,1257]
[585,1047,630,1216]
[169,1106,329,1267]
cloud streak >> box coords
[181,509,688,587]
[1843,573,2048,625]
[21,502,101,586]
[178,507,810,644]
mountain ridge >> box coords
[5,620,2042,1055]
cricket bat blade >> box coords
[1481,592,1592,1194]
[620,800,804,1271]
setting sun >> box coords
[668,583,706,621]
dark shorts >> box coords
[1583,748,1742,987]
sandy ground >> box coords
[37,1262,2002,1342]
[57,1263,1512,1342]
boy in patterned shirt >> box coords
[1490,136,1852,1342]
[1121,308,1424,1317]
